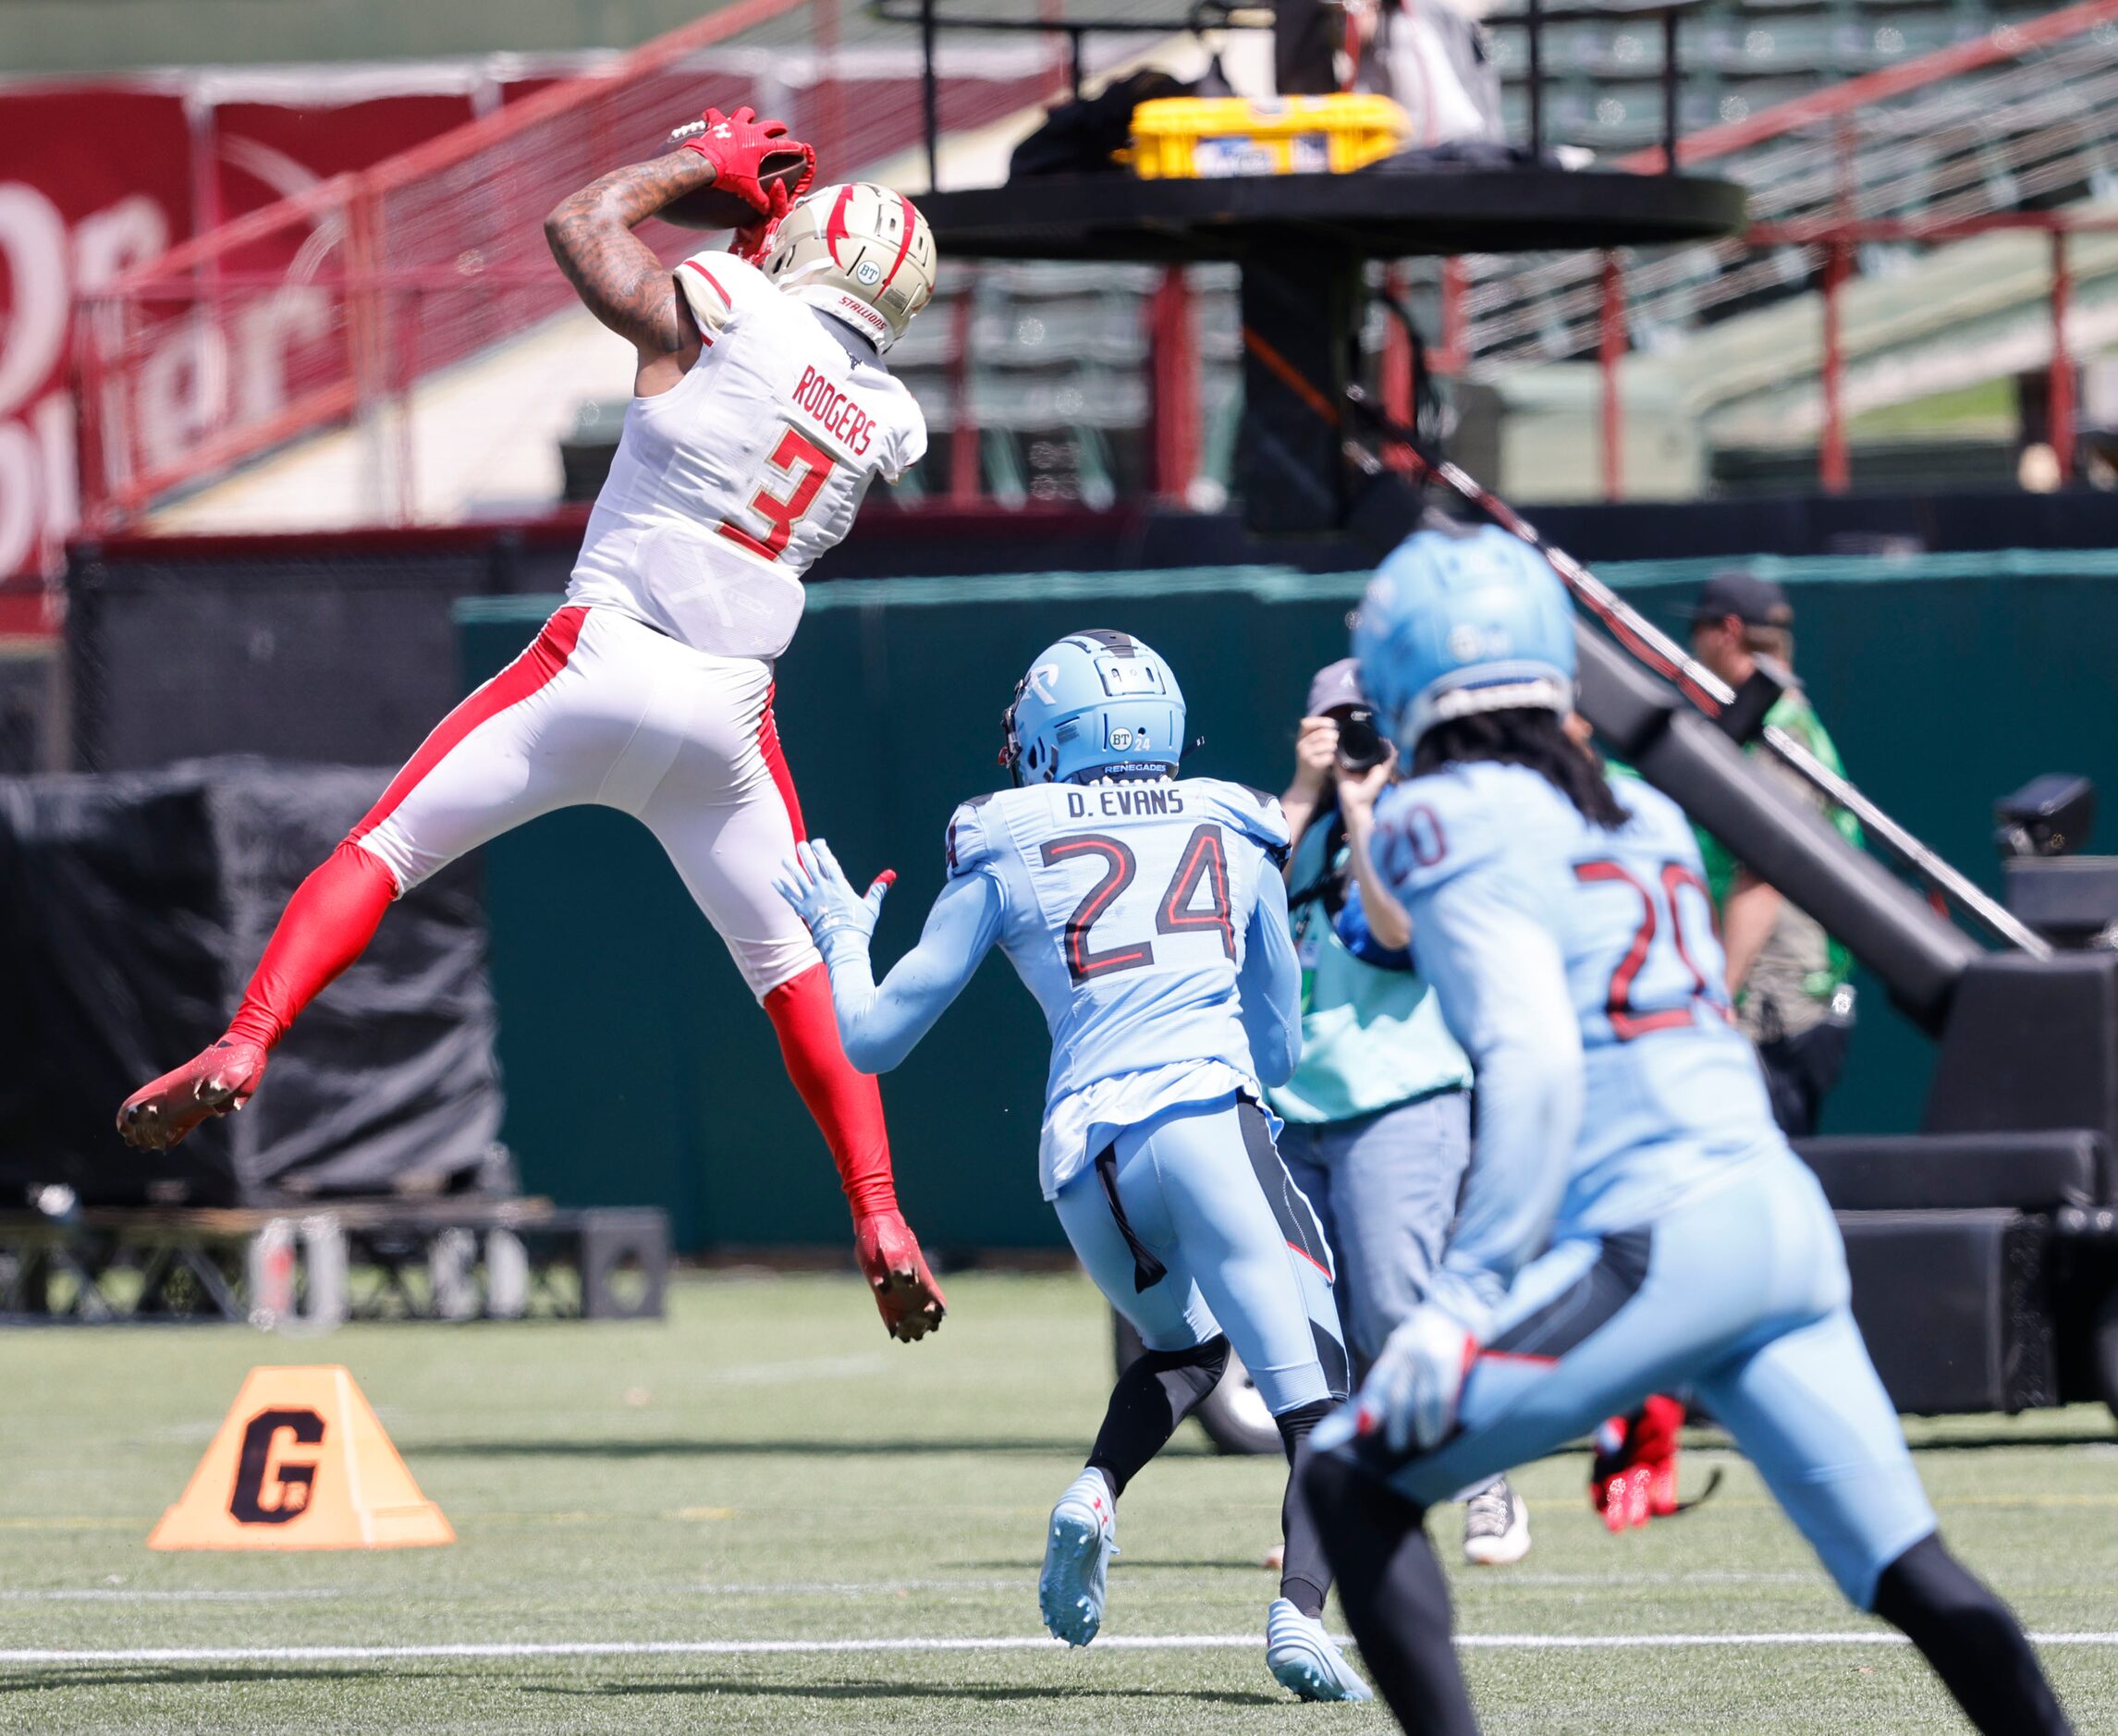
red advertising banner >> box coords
[20,31,1030,593]
[0,88,190,596]
[0,80,491,594]
[210,93,476,267]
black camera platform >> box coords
[921,166,1745,535]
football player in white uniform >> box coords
[116,107,949,1344]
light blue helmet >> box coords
[1001,630,1186,786]
[1353,520,1576,755]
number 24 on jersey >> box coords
[1042,824,1237,984]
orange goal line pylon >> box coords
[148,1365,453,1551]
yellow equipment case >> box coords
[1129,93,1411,179]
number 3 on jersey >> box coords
[1043,823,1236,984]
[716,427,835,561]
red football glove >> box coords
[732,179,794,266]
[1590,1393,1685,1531]
[854,1208,947,1343]
[680,104,816,218]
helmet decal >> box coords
[764,183,937,351]
[824,185,856,268]
[880,192,920,288]
[1001,630,1186,789]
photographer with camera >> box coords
[1271,660,1530,1567]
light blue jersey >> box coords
[947,777,1301,1196]
[777,635,1349,1500]
[1321,535,1961,1630]
[1343,758,1939,1609]
[799,776,1304,1201]
[1372,761,1781,1335]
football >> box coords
[657,118,812,229]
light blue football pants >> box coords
[1055,1093,1349,1415]
[1340,1154,1937,1608]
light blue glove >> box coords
[1352,1302,1476,1456]
[773,838,895,953]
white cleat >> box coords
[1039,1470,1118,1646]
[1266,1597,1373,1702]
[1462,1477,1532,1566]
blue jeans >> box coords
[1279,1091,1473,1373]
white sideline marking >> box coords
[1492,1571,1815,1587]
[679,1580,1029,1595]
[0,1590,346,1605]
[0,1632,2114,1666]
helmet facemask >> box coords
[998,681,1035,787]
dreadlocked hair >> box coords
[1413,708,1632,831]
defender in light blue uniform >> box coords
[777,630,1368,1702]
[1301,520,2072,1736]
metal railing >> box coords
[71,0,1057,531]
[1439,0,2118,498]
[72,0,2118,526]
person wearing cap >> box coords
[1271,659,1531,1567]
[1690,572,1863,1138]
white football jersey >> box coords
[566,251,928,660]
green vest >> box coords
[1694,688,1863,1000]
[1265,813,1474,1126]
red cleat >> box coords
[1599,1462,1654,1532]
[1648,1453,1682,1519]
[116,1038,269,1151]
[853,1208,947,1343]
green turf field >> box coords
[4,1270,2113,1733]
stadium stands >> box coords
[910,0,2118,504]
[77,0,2118,524]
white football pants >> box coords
[349,603,820,998]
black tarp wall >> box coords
[0,757,502,1205]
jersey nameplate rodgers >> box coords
[567,251,928,661]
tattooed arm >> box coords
[544,150,716,393]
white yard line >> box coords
[1,1632,2114,1666]
[676,1581,1031,1595]
[713,1354,891,1387]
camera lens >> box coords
[1335,710,1387,772]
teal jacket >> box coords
[1266,809,1473,1126]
